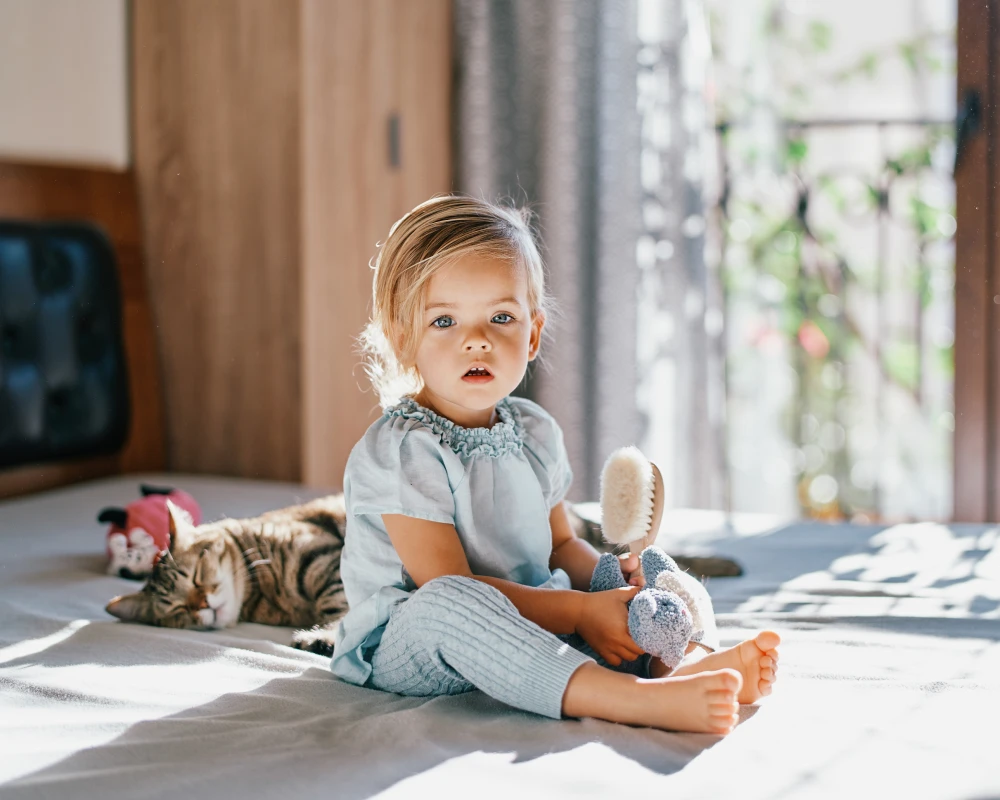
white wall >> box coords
[0,0,128,169]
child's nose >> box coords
[464,330,492,350]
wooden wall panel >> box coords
[135,0,451,490]
[301,0,452,490]
[133,0,303,481]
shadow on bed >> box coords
[704,519,1000,640]
[2,663,733,798]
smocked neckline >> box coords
[386,396,524,458]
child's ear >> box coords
[527,311,545,361]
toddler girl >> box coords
[330,195,779,733]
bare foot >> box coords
[640,669,743,734]
[670,631,780,704]
[563,664,743,734]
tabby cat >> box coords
[105,495,348,655]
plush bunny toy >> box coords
[590,546,713,670]
[100,484,201,579]
[590,446,718,671]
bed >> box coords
[1,162,998,799]
[1,475,999,799]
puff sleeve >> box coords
[512,397,574,508]
[344,416,457,524]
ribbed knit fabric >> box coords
[367,575,601,719]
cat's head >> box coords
[106,501,241,630]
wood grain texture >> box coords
[300,0,452,489]
[133,0,303,481]
[134,0,450,489]
[954,0,993,521]
[0,162,165,499]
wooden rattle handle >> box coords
[629,462,665,581]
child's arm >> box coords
[382,513,582,635]
[548,501,602,591]
[548,501,643,590]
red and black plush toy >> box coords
[100,484,201,579]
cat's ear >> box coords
[166,500,195,552]
[106,592,152,623]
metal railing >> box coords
[714,117,956,520]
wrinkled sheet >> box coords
[1,475,998,800]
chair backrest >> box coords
[0,162,165,499]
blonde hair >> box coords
[358,194,553,409]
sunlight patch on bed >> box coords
[0,620,89,665]
[732,522,1000,619]
[370,743,670,798]
[0,647,313,785]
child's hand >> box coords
[619,552,645,587]
[575,586,645,666]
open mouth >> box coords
[463,366,494,381]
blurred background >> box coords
[1,0,995,524]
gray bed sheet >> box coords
[1,474,998,799]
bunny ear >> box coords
[98,507,127,527]
[590,552,629,592]
[639,546,679,582]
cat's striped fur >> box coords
[106,495,348,656]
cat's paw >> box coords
[291,626,336,657]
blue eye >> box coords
[493,313,514,324]
[432,316,454,329]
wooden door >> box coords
[133,0,451,489]
[955,0,1000,521]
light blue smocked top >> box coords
[330,394,574,686]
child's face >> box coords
[410,253,544,427]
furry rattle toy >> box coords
[590,446,717,670]
[100,484,201,579]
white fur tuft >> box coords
[655,570,718,646]
[599,446,656,545]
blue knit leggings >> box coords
[366,575,648,720]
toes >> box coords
[717,668,743,692]
[761,667,775,681]
[755,631,781,652]
[708,689,739,705]
[709,710,739,734]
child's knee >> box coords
[406,574,516,626]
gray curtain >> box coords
[453,0,725,509]
[633,0,727,510]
